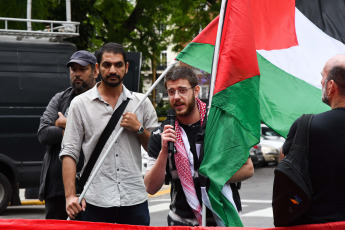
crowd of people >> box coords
[38,42,345,226]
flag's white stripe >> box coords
[258,8,345,89]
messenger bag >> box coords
[272,114,314,227]
[75,97,130,195]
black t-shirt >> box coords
[283,108,345,224]
[148,119,216,225]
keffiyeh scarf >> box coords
[174,98,206,225]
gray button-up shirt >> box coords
[60,83,158,207]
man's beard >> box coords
[173,94,196,117]
[100,72,123,87]
[72,79,92,95]
[321,82,330,106]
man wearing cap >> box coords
[60,42,158,225]
[38,50,98,219]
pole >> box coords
[67,59,178,220]
[26,0,32,31]
[207,0,227,114]
[66,0,71,22]
[202,0,227,227]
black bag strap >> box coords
[77,97,131,189]
[289,113,314,194]
[290,114,313,156]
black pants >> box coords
[81,200,150,225]
[45,195,68,220]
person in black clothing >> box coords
[37,50,98,219]
[282,54,345,224]
[144,66,254,226]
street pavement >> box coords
[0,166,276,228]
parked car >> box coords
[250,144,265,167]
[260,124,285,165]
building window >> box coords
[160,51,167,69]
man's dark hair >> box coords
[164,66,198,89]
[96,42,127,64]
[327,66,345,96]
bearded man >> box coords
[59,43,158,224]
[38,50,98,219]
[281,54,345,224]
[144,66,254,226]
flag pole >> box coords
[67,59,178,220]
[202,0,227,227]
[207,0,227,114]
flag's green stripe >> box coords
[175,42,214,73]
[258,53,330,138]
[201,76,260,226]
[176,45,329,138]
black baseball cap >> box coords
[66,50,97,67]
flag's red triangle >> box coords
[192,16,219,46]
[214,0,260,94]
[191,0,297,51]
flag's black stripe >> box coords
[296,0,345,44]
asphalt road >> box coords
[0,165,276,228]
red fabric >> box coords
[191,0,297,51]
[191,16,219,45]
[1,219,345,229]
[251,0,297,50]
[214,0,260,94]
[189,0,297,94]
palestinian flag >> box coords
[179,0,260,226]
[175,0,345,226]
[177,0,345,138]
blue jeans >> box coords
[81,200,150,225]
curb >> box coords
[21,200,45,205]
[19,187,170,205]
[148,188,170,197]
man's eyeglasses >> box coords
[166,87,194,97]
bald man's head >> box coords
[321,54,345,106]
[322,54,345,78]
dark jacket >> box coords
[37,87,75,201]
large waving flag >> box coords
[177,0,345,138]
[179,0,260,226]
[176,0,345,226]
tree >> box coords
[0,0,220,101]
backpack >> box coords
[272,114,314,227]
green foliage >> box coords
[155,99,171,117]
[0,0,220,54]
[0,0,220,106]
[0,0,59,30]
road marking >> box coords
[148,188,170,197]
[242,207,273,217]
[149,203,170,213]
[149,199,170,202]
[242,199,271,204]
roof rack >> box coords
[0,17,79,42]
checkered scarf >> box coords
[174,98,206,225]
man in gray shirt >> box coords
[60,43,158,225]
[38,50,98,219]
